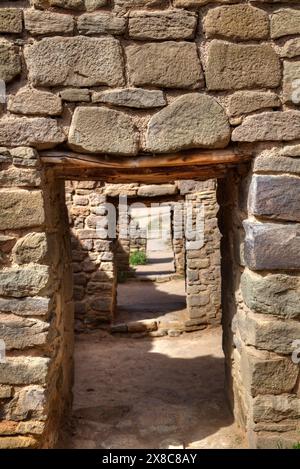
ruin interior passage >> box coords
[60,179,245,449]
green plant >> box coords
[292,442,300,449]
[130,251,147,266]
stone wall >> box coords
[65,180,116,329]
[0,148,73,448]
[0,0,299,449]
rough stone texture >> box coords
[126,42,204,89]
[59,88,90,102]
[281,39,300,58]
[253,151,300,175]
[0,9,23,34]
[0,315,49,350]
[137,184,177,197]
[174,0,240,5]
[235,309,300,355]
[271,9,300,38]
[0,117,65,149]
[241,269,300,319]
[6,386,46,421]
[249,175,300,222]
[228,92,280,118]
[203,5,269,41]
[8,89,62,116]
[32,0,107,10]
[281,144,300,157]
[283,61,300,105]
[244,221,300,270]
[68,107,139,156]
[77,12,126,35]
[240,345,299,397]
[92,88,166,109]
[0,358,50,385]
[24,9,74,35]
[0,167,41,187]
[25,37,124,87]
[128,10,197,40]
[145,94,230,153]
[0,39,21,83]
[12,233,48,265]
[114,0,167,13]
[252,395,300,423]
[232,112,300,142]
[1,0,300,450]
[206,41,281,90]
[0,190,45,230]
[0,265,50,298]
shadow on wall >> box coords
[59,328,240,449]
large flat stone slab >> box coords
[0,39,21,83]
[206,41,281,90]
[232,112,300,142]
[126,42,203,89]
[92,88,166,109]
[25,36,124,87]
[244,221,300,270]
[241,269,300,319]
[249,175,300,221]
[0,265,50,298]
[0,117,65,149]
[128,10,197,40]
[24,9,74,35]
[0,190,45,230]
[145,94,230,153]
[68,107,139,155]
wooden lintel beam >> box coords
[50,161,247,183]
[40,148,251,170]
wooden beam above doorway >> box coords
[40,148,252,183]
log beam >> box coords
[40,148,252,182]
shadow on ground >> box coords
[59,328,245,449]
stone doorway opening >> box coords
[58,176,245,449]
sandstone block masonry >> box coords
[0,0,299,451]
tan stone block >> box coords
[8,88,62,116]
[232,112,300,142]
[283,61,300,105]
[128,10,197,40]
[68,107,139,156]
[0,190,45,230]
[271,9,300,38]
[0,357,50,385]
[0,39,21,83]
[77,12,126,35]
[13,233,48,265]
[24,8,74,35]
[25,37,124,87]
[126,42,204,89]
[206,41,281,90]
[203,5,269,40]
[145,94,230,152]
[0,117,65,149]
[0,9,23,33]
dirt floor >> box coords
[116,279,188,326]
[60,327,246,449]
